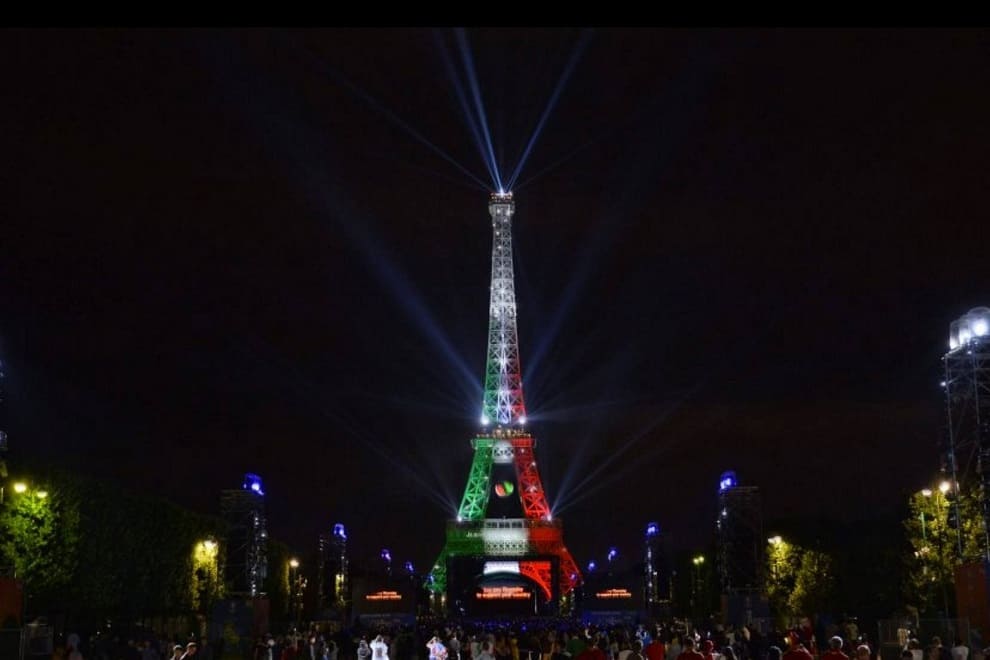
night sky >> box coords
[3,29,988,573]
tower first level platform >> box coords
[431,430,581,612]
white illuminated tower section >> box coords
[482,193,526,427]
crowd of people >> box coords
[46,618,984,660]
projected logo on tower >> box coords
[494,481,515,498]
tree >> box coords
[766,536,835,627]
[192,539,223,613]
[0,481,79,612]
[766,537,799,628]
[0,462,302,627]
[264,539,292,620]
[788,549,835,618]
[903,486,982,616]
[0,465,225,623]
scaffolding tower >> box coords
[220,473,269,597]
[644,522,661,610]
[318,523,349,612]
[715,471,763,594]
[943,307,990,559]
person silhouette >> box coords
[372,636,389,660]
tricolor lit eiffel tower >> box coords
[429,192,581,613]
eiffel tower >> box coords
[429,192,581,612]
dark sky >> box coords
[3,29,988,573]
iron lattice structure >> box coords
[715,484,764,595]
[431,193,581,603]
[943,307,990,558]
[482,194,526,426]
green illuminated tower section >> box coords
[458,438,495,521]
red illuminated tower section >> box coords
[430,193,581,611]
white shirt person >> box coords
[371,635,390,660]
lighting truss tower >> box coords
[220,473,269,597]
[644,522,660,610]
[430,192,582,604]
[318,523,349,611]
[715,471,763,595]
[943,307,990,559]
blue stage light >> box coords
[243,473,265,496]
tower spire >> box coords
[482,191,527,427]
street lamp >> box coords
[196,539,218,557]
[3,481,49,505]
[767,536,782,590]
[917,487,951,618]
[691,555,705,619]
[289,559,300,623]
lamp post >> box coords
[692,555,705,620]
[767,535,782,586]
[289,558,300,624]
[919,485,950,619]
[933,486,951,619]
